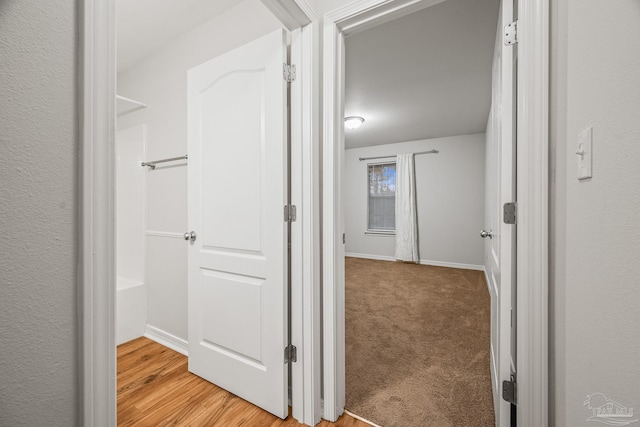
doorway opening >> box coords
[339,0,502,425]
[323,0,549,425]
[111,1,320,425]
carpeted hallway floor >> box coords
[345,257,494,427]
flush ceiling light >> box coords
[344,116,365,130]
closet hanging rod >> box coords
[116,95,148,108]
[358,149,439,161]
[141,155,188,170]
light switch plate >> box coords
[577,127,593,180]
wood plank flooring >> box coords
[118,337,370,427]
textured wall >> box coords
[0,0,78,426]
[551,0,640,424]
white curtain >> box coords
[395,153,419,262]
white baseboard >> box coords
[418,259,484,271]
[144,325,188,356]
[345,252,484,271]
[490,344,499,415]
[483,266,491,293]
[345,252,395,262]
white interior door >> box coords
[187,28,289,419]
[485,0,516,425]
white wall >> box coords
[116,0,282,342]
[0,0,78,425]
[550,0,640,425]
[116,125,146,283]
[116,125,147,345]
[344,134,486,268]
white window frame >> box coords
[365,161,397,235]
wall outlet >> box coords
[577,127,593,180]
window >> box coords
[367,162,396,232]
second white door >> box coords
[486,0,517,425]
[187,29,289,419]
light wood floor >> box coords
[118,337,370,427]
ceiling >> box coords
[344,0,500,149]
[116,0,242,71]
[116,0,499,144]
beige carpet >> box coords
[345,257,495,427]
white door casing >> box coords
[187,28,289,419]
[485,0,516,425]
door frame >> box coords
[79,0,321,426]
[321,0,549,425]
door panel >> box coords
[201,71,264,252]
[485,0,516,426]
[187,28,288,419]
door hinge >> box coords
[283,63,296,83]
[284,344,297,364]
[504,20,518,45]
[284,205,297,222]
[503,202,517,224]
[343,233,346,244]
[502,376,517,405]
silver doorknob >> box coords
[184,231,196,241]
[480,229,493,239]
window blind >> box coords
[367,162,396,231]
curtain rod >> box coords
[358,149,439,161]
